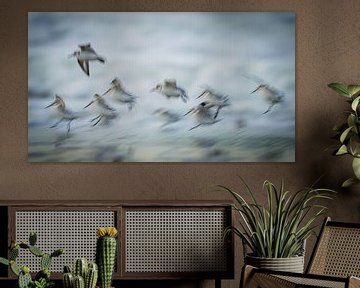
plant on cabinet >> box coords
[220,178,335,272]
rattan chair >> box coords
[241,217,360,288]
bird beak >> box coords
[68,52,75,58]
[83,101,94,109]
[45,101,56,109]
[196,91,205,99]
[184,109,193,116]
[251,86,261,94]
[150,87,156,92]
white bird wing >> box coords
[77,59,90,76]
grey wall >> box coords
[1,1,359,287]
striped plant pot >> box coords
[245,254,305,273]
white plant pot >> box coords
[245,254,305,273]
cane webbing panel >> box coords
[125,210,227,273]
[309,226,360,277]
[277,275,345,288]
[15,211,115,272]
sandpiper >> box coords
[45,95,78,134]
[150,79,188,103]
[196,88,230,118]
[103,78,137,111]
[184,102,221,130]
[84,94,117,126]
[251,84,284,114]
[153,108,181,127]
[69,43,105,76]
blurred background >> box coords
[28,12,295,162]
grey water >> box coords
[28,12,295,162]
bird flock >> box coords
[45,43,285,135]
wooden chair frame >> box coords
[241,217,360,288]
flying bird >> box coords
[153,108,182,127]
[196,88,230,118]
[103,78,137,110]
[251,84,284,114]
[45,95,78,134]
[69,43,105,76]
[184,102,221,130]
[150,79,188,103]
[84,94,117,126]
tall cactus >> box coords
[96,227,118,288]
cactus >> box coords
[41,253,52,270]
[63,260,98,288]
[96,227,118,288]
[63,272,74,288]
[9,246,19,260]
[74,258,88,279]
[74,275,85,288]
[0,232,64,288]
[18,267,32,288]
[29,245,44,257]
[85,263,98,288]
[29,232,37,246]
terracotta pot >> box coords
[245,254,304,273]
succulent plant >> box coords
[96,227,118,288]
[62,260,98,288]
[0,232,63,288]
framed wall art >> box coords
[28,12,295,162]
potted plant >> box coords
[220,178,334,273]
[328,83,360,187]
[0,232,63,288]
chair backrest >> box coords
[307,217,360,277]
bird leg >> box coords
[50,118,64,128]
[189,124,201,131]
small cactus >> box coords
[41,253,52,270]
[18,267,32,288]
[96,227,118,288]
[0,232,63,288]
[74,258,88,279]
[29,245,44,257]
[74,275,85,288]
[29,232,37,246]
[63,259,98,288]
[85,263,98,288]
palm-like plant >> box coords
[220,179,334,258]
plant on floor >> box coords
[220,178,335,259]
[96,227,118,288]
[62,258,98,288]
[328,83,360,187]
[0,232,63,288]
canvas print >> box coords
[28,12,295,162]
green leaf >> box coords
[352,157,360,179]
[336,145,348,155]
[347,85,360,97]
[328,83,350,97]
[342,177,360,188]
[0,257,9,266]
[340,126,353,143]
[352,96,360,111]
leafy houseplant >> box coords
[220,179,334,272]
[328,83,360,187]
